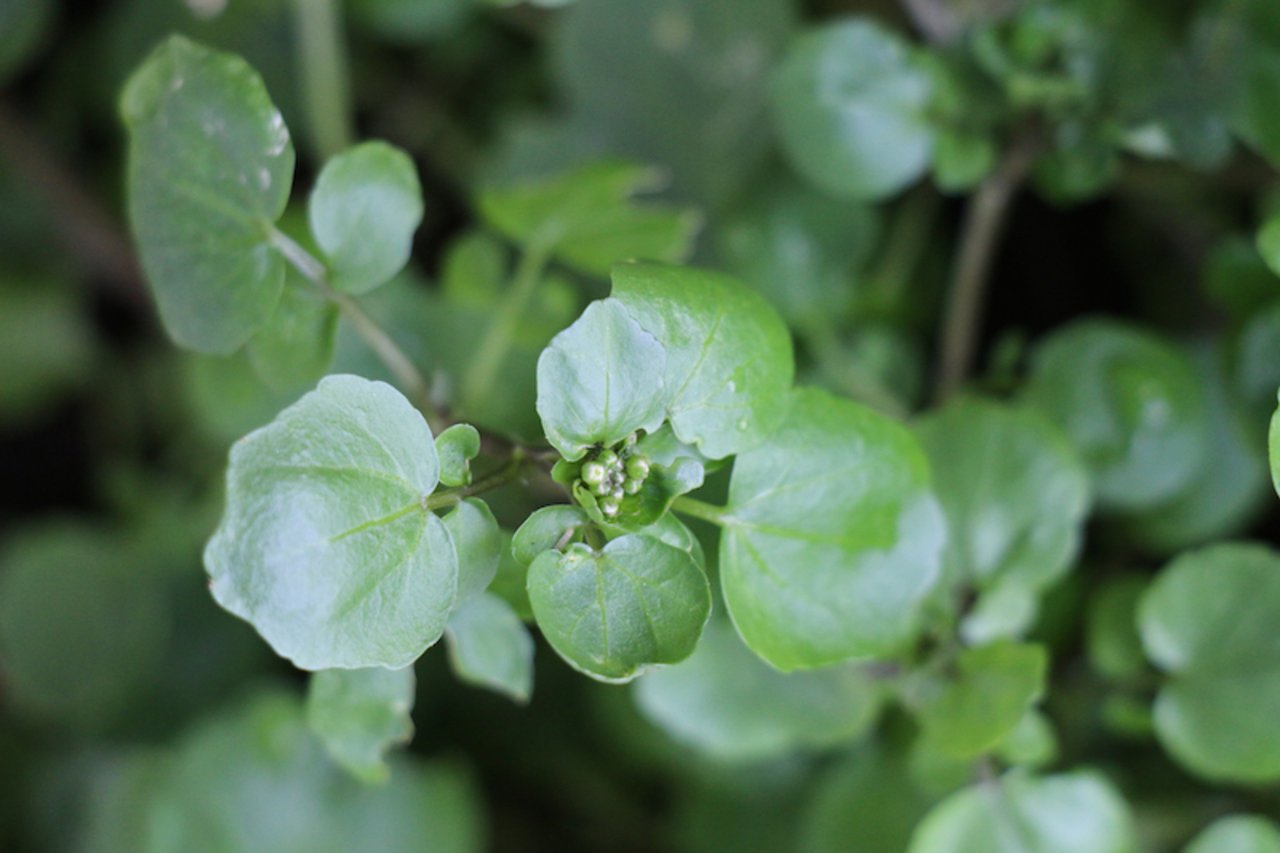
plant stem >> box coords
[267,226,447,433]
[461,244,550,412]
[671,495,728,526]
[425,454,527,511]
[292,0,354,163]
[932,136,1037,404]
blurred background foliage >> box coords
[4,0,1280,850]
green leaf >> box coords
[305,666,415,784]
[915,396,1090,595]
[478,162,700,276]
[770,18,933,200]
[122,35,294,353]
[535,298,667,461]
[610,262,795,459]
[1085,575,1149,683]
[1022,318,1209,512]
[445,592,535,703]
[1259,215,1280,278]
[0,275,93,426]
[908,770,1135,853]
[434,424,481,488]
[512,504,590,566]
[443,498,502,609]
[526,532,711,682]
[0,523,169,729]
[1139,542,1280,783]
[1185,816,1280,853]
[489,532,534,621]
[140,690,485,852]
[205,374,457,670]
[715,174,880,330]
[308,141,424,294]
[633,616,881,760]
[913,641,1048,759]
[247,272,338,393]
[801,744,935,853]
[719,387,946,670]
[995,709,1059,769]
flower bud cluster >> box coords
[580,441,651,518]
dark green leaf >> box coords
[305,666,415,784]
[308,141,423,294]
[527,533,711,682]
[1086,575,1149,683]
[719,387,946,670]
[122,36,294,353]
[205,375,456,670]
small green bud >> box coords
[600,496,621,517]
[611,486,624,501]
[597,449,618,468]
[625,456,650,480]
[623,478,642,495]
[582,461,607,486]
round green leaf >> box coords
[801,744,934,853]
[611,262,795,459]
[536,299,667,461]
[770,18,933,200]
[512,504,589,567]
[1023,318,1209,512]
[719,387,945,670]
[632,616,882,761]
[1085,575,1149,683]
[915,396,1090,594]
[122,35,294,353]
[308,141,424,294]
[1186,816,1280,853]
[912,641,1048,759]
[205,375,457,671]
[527,533,711,683]
[1139,542,1280,783]
[305,666,415,784]
[247,272,338,393]
[908,770,1135,853]
[445,592,535,703]
[443,498,502,609]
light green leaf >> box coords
[122,35,294,353]
[770,18,933,200]
[908,770,1135,853]
[1022,318,1209,511]
[995,709,1059,769]
[610,262,794,459]
[305,666,415,784]
[913,641,1048,759]
[140,691,485,853]
[0,523,169,729]
[205,374,457,670]
[434,424,481,488]
[445,592,535,703]
[719,387,946,670]
[308,141,424,294]
[512,504,590,566]
[443,498,502,609]
[247,272,338,393]
[1185,816,1280,853]
[536,298,667,461]
[915,396,1090,595]
[478,161,699,276]
[1139,542,1280,783]
[1261,215,1280,278]
[527,533,711,682]
[801,744,935,853]
[633,616,881,761]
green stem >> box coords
[671,495,728,526]
[292,0,354,162]
[425,454,526,511]
[461,244,550,412]
[267,226,446,433]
